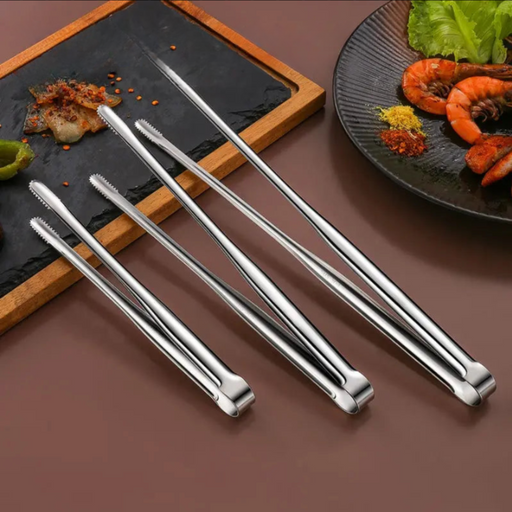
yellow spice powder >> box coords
[377,105,425,135]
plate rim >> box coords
[332,0,512,225]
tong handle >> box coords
[150,61,495,403]
[30,218,254,417]
[137,130,492,406]
[90,174,356,410]
[98,106,374,414]
[291,202,495,400]
[29,181,247,405]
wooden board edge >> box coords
[0,1,326,335]
[171,1,309,92]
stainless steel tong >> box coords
[97,105,374,415]
[89,174,359,410]
[135,47,496,406]
[28,181,255,417]
[134,120,493,407]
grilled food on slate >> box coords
[24,80,122,144]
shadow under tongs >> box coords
[435,396,493,429]
[424,373,494,427]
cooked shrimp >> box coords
[402,59,512,115]
[481,150,512,187]
[446,77,512,145]
[465,135,512,174]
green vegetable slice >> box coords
[0,140,35,180]
[453,1,500,63]
[408,0,502,64]
[493,1,512,64]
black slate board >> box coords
[0,0,291,297]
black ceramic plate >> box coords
[333,1,512,223]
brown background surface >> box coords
[0,2,510,511]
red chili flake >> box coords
[170,45,177,51]
[21,137,28,143]
[115,88,121,94]
[136,95,142,101]
[380,130,427,157]
[110,81,115,86]
[62,181,69,187]
[108,73,115,79]
[152,100,159,106]
[128,88,134,93]
[116,77,122,82]
[62,145,70,151]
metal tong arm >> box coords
[29,218,254,417]
[28,180,251,411]
[141,53,495,403]
[90,174,353,408]
[134,122,492,406]
[97,105,374,414]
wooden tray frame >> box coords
[0,0,325,334]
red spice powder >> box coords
[380,130,427,157]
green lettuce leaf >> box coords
[408,0,500,64]
[493,1,512,63]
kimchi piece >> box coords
[23,80,122,144]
